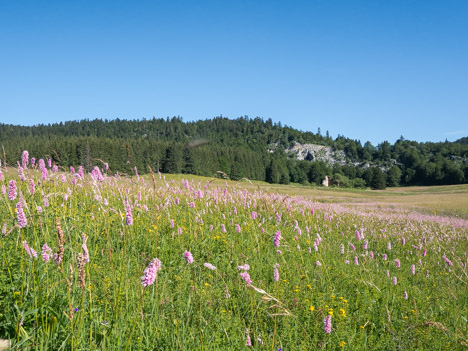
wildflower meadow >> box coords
[0,152,467,350]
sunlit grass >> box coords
[0,162,467,350]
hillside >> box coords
[0,117,467,188]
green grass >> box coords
[0,168,467,350]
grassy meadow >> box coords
[0,157,467,350]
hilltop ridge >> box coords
[0,116,467,188]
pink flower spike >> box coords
[274,267,279,282]
[273,230,282,247]
[16,202,27,228]
[22,150,29,168]
[8,180,17,200]
[141,258,161,287]
[184,251,194,264]
[239,271,252,284]
[42,243,52,263]
[442,255,453,266]
[246,329,252,347]
[323,315,332,334]
[355,230,361,241]
[237,264,250,271]
[22,240,33,258]
[203,262,216,270]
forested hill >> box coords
[1,117,467,189]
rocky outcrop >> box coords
[285,142,347,165]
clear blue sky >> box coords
[1,0,467,145]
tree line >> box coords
[1,117,467,189]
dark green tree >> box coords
[164,143,183,173]
[386,166,402,187]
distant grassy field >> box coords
[1,165,467,350]
[180,175,468,220]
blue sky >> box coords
[1,0,467,145]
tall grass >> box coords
[0,160,467,350]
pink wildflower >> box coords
[23,240,33,258]
[141,258,161,287]
[246,329,252,347]
[17,166,26,181]
[41,167,48,180]
[29,179,35,195]
[273,230,281,247]
[22,150,29,168]
[203,262,216,270]
[8,180,17,200]
[125,200,133,225]
[237,264,250,271]
[323,315,332,334]
[184,251,194,264]
[239,271,252,284]
[42,243,52,263]
[16,202,27,228]
[355,230,362,241]
[274,265,279,282]
[442,255,453,266]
